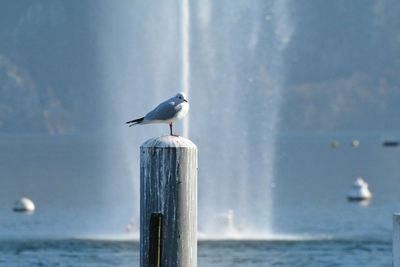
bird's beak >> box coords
[184,99,188,103]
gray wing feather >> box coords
[144,99,179,121]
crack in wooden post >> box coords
[149,213,163,267]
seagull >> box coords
[126,92,189,137]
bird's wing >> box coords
[144,99,179,121]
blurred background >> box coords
[1,1,400,266]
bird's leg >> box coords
[169,123,179,137]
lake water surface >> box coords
[0,134,399,266]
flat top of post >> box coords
[141,136,197,149]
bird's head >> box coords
[176,92,188,103]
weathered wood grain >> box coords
[140,136,197,267]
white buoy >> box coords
[347,177,372,201]
[126,219,136,233]
[217,209,235,231]
[214,209,242,238]
[13,197,35,212]
[352,140,360,148]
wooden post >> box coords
[140,136,197,267]
[394,213,400,267]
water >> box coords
[0,134,398,265]
[0,135,139,239]
[0,239,391,266]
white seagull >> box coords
[126,92,189,136]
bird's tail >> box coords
[126,117,144,127]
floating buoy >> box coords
[126,219,135,233]
[352,140,360,148]
[383,140,399,147]
[218,209,235,230]
[13,197,35,212]
[331,141,339,148]
[347,177,372,201]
